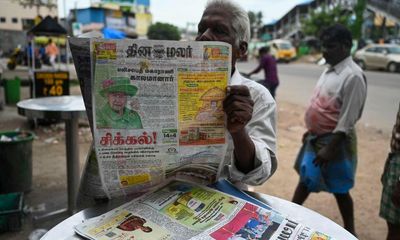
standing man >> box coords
[291,24,367,236]
[196,0,277,187]
[380,103,400,240]
[247,46,279,98]
[45,38,59,68]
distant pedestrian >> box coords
[291,24,367,236]
[247,46,279,98]
[380,102,400,240]
[45,38,59,68]
[38,44,48,65]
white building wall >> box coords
[0,0,58,31]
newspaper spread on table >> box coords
[91,39,230,198]
[74,180,335,240]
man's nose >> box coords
[196,29,213,41]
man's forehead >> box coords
[200,7,232,23]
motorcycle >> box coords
[7,45,41,70]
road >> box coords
[1,58,398,132]
[238,60,400,133]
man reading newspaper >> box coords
[75,0,277,209]
[195,0,277,187]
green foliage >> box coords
[302,1,367,40]
[351,0,366,39]
[302,4,352,37]
[256,12,263,27]
[248,11,256,26]
[147,22,181,40]
[248,11,263,38]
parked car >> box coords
[267,39,297,63]
[384,37,400,45]
[354,44,400,73]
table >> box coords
[41,192,357,240]
[17,96,86,218]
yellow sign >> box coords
[34,71,69,97]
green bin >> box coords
[0,192,24,232]
[4,77,21,104]
[0,131,34,193]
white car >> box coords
[354,44,400,73]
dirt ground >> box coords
[255,100,390,240]
[0,85,391,240]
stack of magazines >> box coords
[74,180,333,240]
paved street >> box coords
[238,59,400,133]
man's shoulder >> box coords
[342,58,364,77]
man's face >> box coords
[196,7,245,70]
[108,92,127,113]
[321,36,348,66]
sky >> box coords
[58,0,311,28]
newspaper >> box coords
[90,39,231,198]
[74,180,334,240]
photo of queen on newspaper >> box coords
[96,77,143,129]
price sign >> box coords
[34,71,70,97]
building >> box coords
[366,0,400,41]
[71,0,152,38]
[260,0,399,43]
[0,0,58,53]
[260,0,343,41]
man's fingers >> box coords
[227,85,251,96]
[227,110,251,123]
[224,99,253,114]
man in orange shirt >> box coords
[45,39,59,68]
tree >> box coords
[351,0,366,40]
[147,22,181,40]
[248,11,263,39]
[248,11,256,38]
[302,4,352,37]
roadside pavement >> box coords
[0,84,92,240]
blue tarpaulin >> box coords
[102,28,126,39]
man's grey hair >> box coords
[205,0,251,44]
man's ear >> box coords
[238,41,248,58]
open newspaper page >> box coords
[91,39,231,198]
[74,180,335,240]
